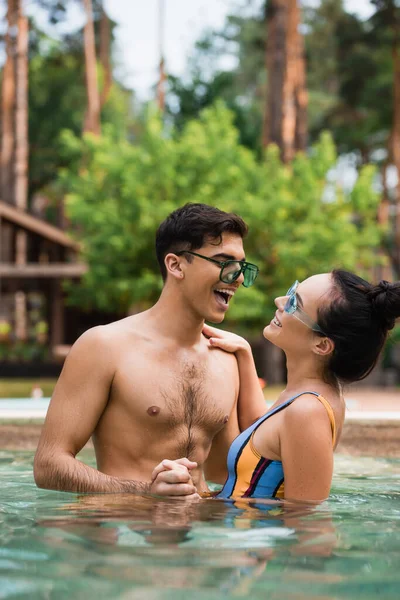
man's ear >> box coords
[313,336,334,357]
[164,253,185,280]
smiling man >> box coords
[34,203,259,496]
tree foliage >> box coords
[166,0,397,164]
[166,8,266,154]
[59,103,382,332]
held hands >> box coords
[203,323,251,354]
[150,458,200,499]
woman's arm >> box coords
[203,324,267,431]
[279,395,334,502]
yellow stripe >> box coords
[275,481,284,498]
[316,394,337,446]
[231,440,261,498]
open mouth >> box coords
[273,314,282,328]
[214,289,235,306]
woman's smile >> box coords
[272,312,282,328]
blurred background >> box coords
[0,0,399,394]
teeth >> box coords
[273,317,282,328]
[215,289,235,297]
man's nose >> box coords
[237,270,245,286]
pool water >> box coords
[0,452,399,599]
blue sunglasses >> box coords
[284,281,326,334]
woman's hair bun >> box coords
[367,280,400,330]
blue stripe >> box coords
[250,461,284,498]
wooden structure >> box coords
[0,201,87,358]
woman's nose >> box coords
[275,296,286,310]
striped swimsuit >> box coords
[216,391,336,500]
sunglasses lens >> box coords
[221,262,259,286]
[284,294,296,314]
[243,265,258,288]
[221,263,241,284]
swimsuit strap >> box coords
[312,393,337,446]
[251,391,336,446]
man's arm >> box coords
[34,327,150,494]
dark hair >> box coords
[317,269,400,384]
[155,203,248,281]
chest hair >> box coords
[163,361,226,457]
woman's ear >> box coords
[164,253,185,281]
[313,336,334,357]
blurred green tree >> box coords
[58,103,382,331]
[28,29,133,201]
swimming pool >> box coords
[1,452,399,599]
[0,398,50,419]
[2,396,399,421]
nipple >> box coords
[223,415,229,424]
[147,405,161,416]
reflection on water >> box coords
[0,451,399,599]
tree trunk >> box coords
[99,5,112,107]
[264,0,287,151]
[293,0,308,153]
[14,3,29,211]
[264,0,308,162]
[392,34,400,275]
[377,159,393,281]
[83,0,101,135]
[379,160,390,228]
[157,0,166,113]
[13,0,28,341]
[158,58,166,113]
[1,0,17,204]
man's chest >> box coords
[111,351,238,433]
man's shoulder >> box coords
[71,316,144,355]
[209,342,240,375]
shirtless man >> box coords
[33,203,259,496]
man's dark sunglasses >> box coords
[176,251,259,288]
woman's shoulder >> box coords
[282,389,344,445]
[285,391,333,419]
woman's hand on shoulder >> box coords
[203,324,251,355]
